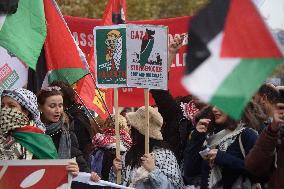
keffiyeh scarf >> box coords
[207,124,245,189]
[92,128,132,151]
[2,88,45,131]
[0,107,31,160]
[180,100,199,122]
[0,107,29,134]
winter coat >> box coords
[49,121,90,173]
[184,126,258,189]
[150,89,194,163]
[66,104,93,161]
[245,126,284,189]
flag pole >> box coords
[144,88,150,154]
[74,89,102,129]
[89,72,113,118]
[114,88,122,183]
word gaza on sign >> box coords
[94,24,168,90]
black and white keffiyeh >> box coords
[0,107,29,134]
[1,88,45,132]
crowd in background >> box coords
[1,37,284,189]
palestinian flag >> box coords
[103,0,127,25]
[182,0,283,119]
[13,126,58,159]
[27,0,89,93]
[0,0,46,70]
[43,0,88,85]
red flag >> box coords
[76,0,127,119]
[43,0,88,85]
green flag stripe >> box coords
[49,68,88,85]
[0,0,46,70]
[211,58,283,119]
[13,132,58,159]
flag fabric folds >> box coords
[43,0,88,85]
[182,0,283,119]
[0,0,46,70]
[27,0,89,94]
[13,131,58,159]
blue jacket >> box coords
[183,127,258,189]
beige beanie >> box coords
[126,106,163,140]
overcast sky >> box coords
[254,0,284,30]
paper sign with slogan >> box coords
[127,24,168,90]
[0,160,71,189]
[94,25,127,88]
[0,46,28,94]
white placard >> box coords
[126,24,168,90]
[0,46,28,93]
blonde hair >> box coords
[107,30,121,38]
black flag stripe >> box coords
[185,0,230,75]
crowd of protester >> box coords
[1,37,284,189]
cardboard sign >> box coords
[0,160,71,189]
[0,47,28,94]
[94,25,127,88]
[94,24,168,90]
[126,24,168,90]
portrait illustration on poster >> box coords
[94,25,127,88]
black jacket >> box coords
[150,89,194,163]
[50,126,90,173]
[66,104,93,161]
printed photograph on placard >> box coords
[94,25,127,88]
[126,24,168,90]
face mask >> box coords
[0,107,29,134]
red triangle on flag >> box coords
[220,0,283,58]
[44,0,88,70]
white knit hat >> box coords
[126,106,163,140]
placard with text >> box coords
[126,24,168,90]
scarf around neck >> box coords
[45,119,71,159]
[206,123,245,189]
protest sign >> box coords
[73,172,134,189]
[0,160,71,189]
[94,25,127,88]
[127,24,168,90]
[65,15,191,107]
[0,47,28,93]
